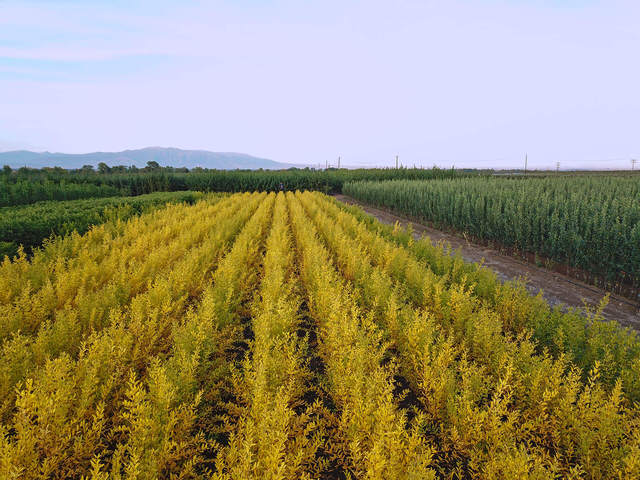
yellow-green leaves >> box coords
[0,191,638,479]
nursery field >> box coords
[1,191,640,479]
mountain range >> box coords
[0,147,294,170]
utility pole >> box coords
[338,156,341,169]
[325,159,328,170]
[395,155,399,169]
[524,154,528,175]
[632,158,637,171]
[556,161,560,173]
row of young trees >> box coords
[0,191,204,258]
[0,166,176,205]
[1,165,464,206]
[1,161,179,177]
[344,176,640,294]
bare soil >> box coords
[334,194,640,331]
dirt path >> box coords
[334,194,640,331]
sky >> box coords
[0,0,638,169]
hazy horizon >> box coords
[1,0,638,170]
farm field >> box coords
[1,191,640,479]
[344,176,640,298]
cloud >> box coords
[0,46,164,62]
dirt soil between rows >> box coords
[334,194,640,331]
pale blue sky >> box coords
[1,0,638,169]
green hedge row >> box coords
[1,167,466,206]
[343,176,640,290]
[0,191,203,258]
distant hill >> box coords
[0,147,294,170]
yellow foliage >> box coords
[0,191,638,479]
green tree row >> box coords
[1,165,465,206]
[0,191,203,259]
[343,176,640,293]
[0,179,121,207]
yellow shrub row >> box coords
[86,192,277,478]
[0,195,231,344]
[287,192,436,480]
[0,194,256,421]
[214,192,322,480]
[0,194,225,308]
[0,193,270,478]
